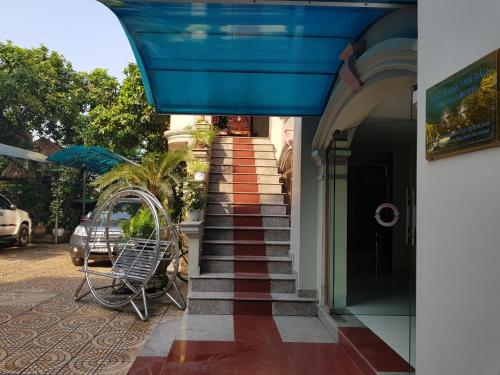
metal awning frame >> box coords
[118,0,416,8]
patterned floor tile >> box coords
[0,243,187,375]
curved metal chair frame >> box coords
[74,186,186,321]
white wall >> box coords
[296,118,320,293]
[169,115,212,131]
[418,1,500,374]
[269,117,285,156]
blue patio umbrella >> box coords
[47,146,137,227]
[47,145,136,175]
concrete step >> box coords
[210,165,278,174]
[205,214,290,227]
[208,182,283,194]
[206,202,287,215]
[211,157,277,167]
[203,240,290,257]
[187,291,317,316]
[211,143,275,152]
[190,273,296,293]
[207,192,285,204]
[201,255,292,274]
[213,137,272,145]
[209,173,281,184]
[204,226,290,241]
[211,149,276,159]
[338,326,415,375]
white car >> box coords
[0,194,31,247]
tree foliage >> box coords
[0,41,86,147]
[91,149,188,222]
[0,42,168,159]
[83,63,168,159]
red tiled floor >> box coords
[231,144,254,150]
[233,216,263,227]
[233,229,265,241]
[285,343,364,375]
[232,157,255,166]
[233,183,258,193]
[134,316,382,375]
[233,165,257,173]
[233,138,254,144]
[234,259,267,273]
[233,300,272,315]
[234,244,266,256]
[339,327,414,374]
[234,278,270,293]
[161,340,239,374]
[233,193,260,203]
[232,204,261,214]
[128,356,166,375]
[233,315,282,343]
[233,174,257,183]
[233,150,255,158]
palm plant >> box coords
[92,148,189,211]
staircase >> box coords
[187,136,316,316]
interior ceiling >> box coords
[99,0,416,116]
[351,120,416,152]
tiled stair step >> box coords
[203,240,290,257]
[210,164,278,174]
[205,214,290,227]
[204,226,290,241]
[190,273,296,293]
[211,157,277,167]
[211,149,276,158]
[201,255,292,274]
[339,327,415,375]
[211,143,275,152]
[206,202,287,215]
[187,291,317,316]
[213,137,272,145]
[208,182,283,194]
[207,192,285,204]
[209,172,281,184]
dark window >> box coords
[0,195,12,210]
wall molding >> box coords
[312,37,417,151]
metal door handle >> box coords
[405,188,410,244]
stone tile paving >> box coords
[0,243,186,375]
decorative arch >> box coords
[312,37,417,151]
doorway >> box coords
[330,120,416,366]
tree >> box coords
[91,149,188,222]
[0,41,87,147]
[84,63,169,160]
[0,42,168,160]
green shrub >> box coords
[179,180,206,212]
[189,125,219,148]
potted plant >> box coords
[188,120,219,160]
[187,159,210,182]
[180,180,206,221]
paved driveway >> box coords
[0,243,185,375]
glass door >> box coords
[329,121,416,371]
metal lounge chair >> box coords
[74,186,186,321]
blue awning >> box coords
[99,1,415,116]
[47,146,136,174]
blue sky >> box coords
[0,0,135,79]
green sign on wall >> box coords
[426,50,499,160]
